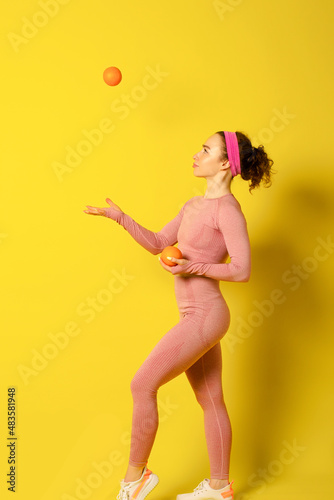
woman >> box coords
[83,131,274,500]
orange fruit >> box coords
[103,66,122,86]
[161,246,183,267]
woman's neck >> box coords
[203,181,232,199]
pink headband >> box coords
[223,131,241,177]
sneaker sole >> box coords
[176,493,233,500]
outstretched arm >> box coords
[84,197,192,255]
[162,202,251,282]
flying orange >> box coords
[103,66,122,86]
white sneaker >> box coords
[116,464,159,500]
[176,478,234,500]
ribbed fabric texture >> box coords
[105,193,251,479]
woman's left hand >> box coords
[158,256,191,276]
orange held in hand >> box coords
[161,246,183,267]
[103,66,122,86]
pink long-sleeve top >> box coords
[104,193,251,283]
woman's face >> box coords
[192,134,229,178]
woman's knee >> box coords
[194,387,225,409]
[130,370,157,398]
[130,372,142,396]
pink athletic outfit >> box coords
[105,192,251,479]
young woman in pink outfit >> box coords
[84,131,274,500]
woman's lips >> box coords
[192,163,199,168]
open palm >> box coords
[83,198,122,216]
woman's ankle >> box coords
[209,478,229,489]
[124,465,145,483]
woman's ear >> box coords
[220,159,230,171]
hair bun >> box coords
[215,130,275,193]
[236,134,275,193]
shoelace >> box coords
[193,479,209,495]
[116,483,132,500]
[192,479,232,497]
[116,469,149,500]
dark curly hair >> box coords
[216,131,275,193]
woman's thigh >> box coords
[185,342,224,402]
[131,305,229,392]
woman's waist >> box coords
[174,274,224,302]
[174,271,221,286]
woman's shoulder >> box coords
[217,194,247,223]
[182,195,202,208]
[176,195,201,214]
[218,193,242,210]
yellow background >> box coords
[1,0,334,499]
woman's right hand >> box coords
[83,198,123,217]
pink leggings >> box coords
[128,294,232,479]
